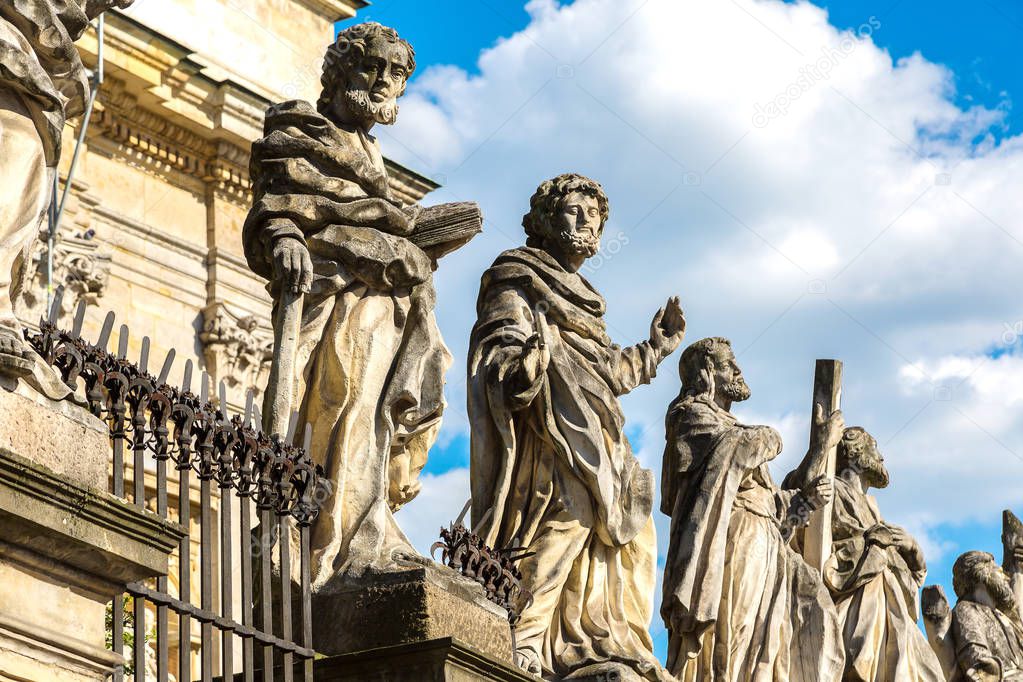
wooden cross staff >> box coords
[804,359,843,574]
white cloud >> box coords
[380,0,1023,650]
[398,468,471,556]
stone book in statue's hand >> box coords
[408,201,483,260]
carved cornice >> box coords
[295,0,367,21]
[91,82,254,200]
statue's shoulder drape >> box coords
[660,395,781,637]
[242,99,417,284]
[468,246,655,548]
[0,0,91,163]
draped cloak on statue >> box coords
[660,394,844,682]
[0,0,97,397]
[0,0,93,165]
[468,246,670,680]
[951,599,1023,682]
[243,100,451,585]
[817,477,945,681]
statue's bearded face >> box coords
[983,563,1018,614]
[844,431,890,489]
[342,40,410,126]
[713,348,751,403]
[551,191,603,258]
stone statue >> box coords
[949,550,1023,681]
[784,426,945,681]
[0,0,130,393]
[468,173,684,680]
[243,22,459,585]
[923,510,1023,681]
[660,337,845,681]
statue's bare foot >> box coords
[0,328,32,377]
[514,648,543,676]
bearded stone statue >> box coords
[242,22,453,585]
[468,173,685,680]
[948,550,1023,681]
[0,0,131,393]
[784,427,945,681]
[660,336,845,682]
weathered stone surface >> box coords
[660,337,845,681]
[246,22,477,585]
[565,662,645,682]
[784,425,945,680]
[0,383,108,490]
[313,563,514,663]
[314,637,534,682]
[469,174,683,680]
[0,1,132,395]
[0,389,181,681]
[922,519,1023,681]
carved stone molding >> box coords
[199,301,273,401]
[17,228,112,328]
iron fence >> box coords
[25,291,326,682]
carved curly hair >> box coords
[522,173,610,248]
[317,22,416,115]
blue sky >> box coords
[350,0,1022,135]
[341,0,1023,665]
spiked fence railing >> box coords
[25,290,327,682]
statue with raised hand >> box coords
[0,0,131,393]
[468,173,683,680]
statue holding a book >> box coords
[242,21,481,585]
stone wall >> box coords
[20,2,438,415]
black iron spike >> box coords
[303,423,312,452]
[71,300,86,338]
[96,311,115,350]
[200,371,209,403]
[139,336,150,374]
[454,498,472,528]
[181,358,193,393]
[244,391,254,427]
[117,324,129,359]
[47,286,65,324]
[158,348,176,385]
[286,410,299,443]
[218,380,228,416]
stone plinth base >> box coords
[564,662,645,682]
[0,385,183,681]
[313,564,515,663]
[314,637,535,682]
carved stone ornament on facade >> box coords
[17,227,112,327]
[199,301,273,397]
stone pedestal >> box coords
[564,662,646,682]
[313,563,515,661]
[311,562,526,680]
[314,637,534,682]
[0,385,183,682]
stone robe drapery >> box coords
[0,1,92,397]
[468,246,668,680]
[660,394,844,682]
[243,100,451,585]
[951,600,1023,682]
[0,0,92,165]
[822,477,944,681]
